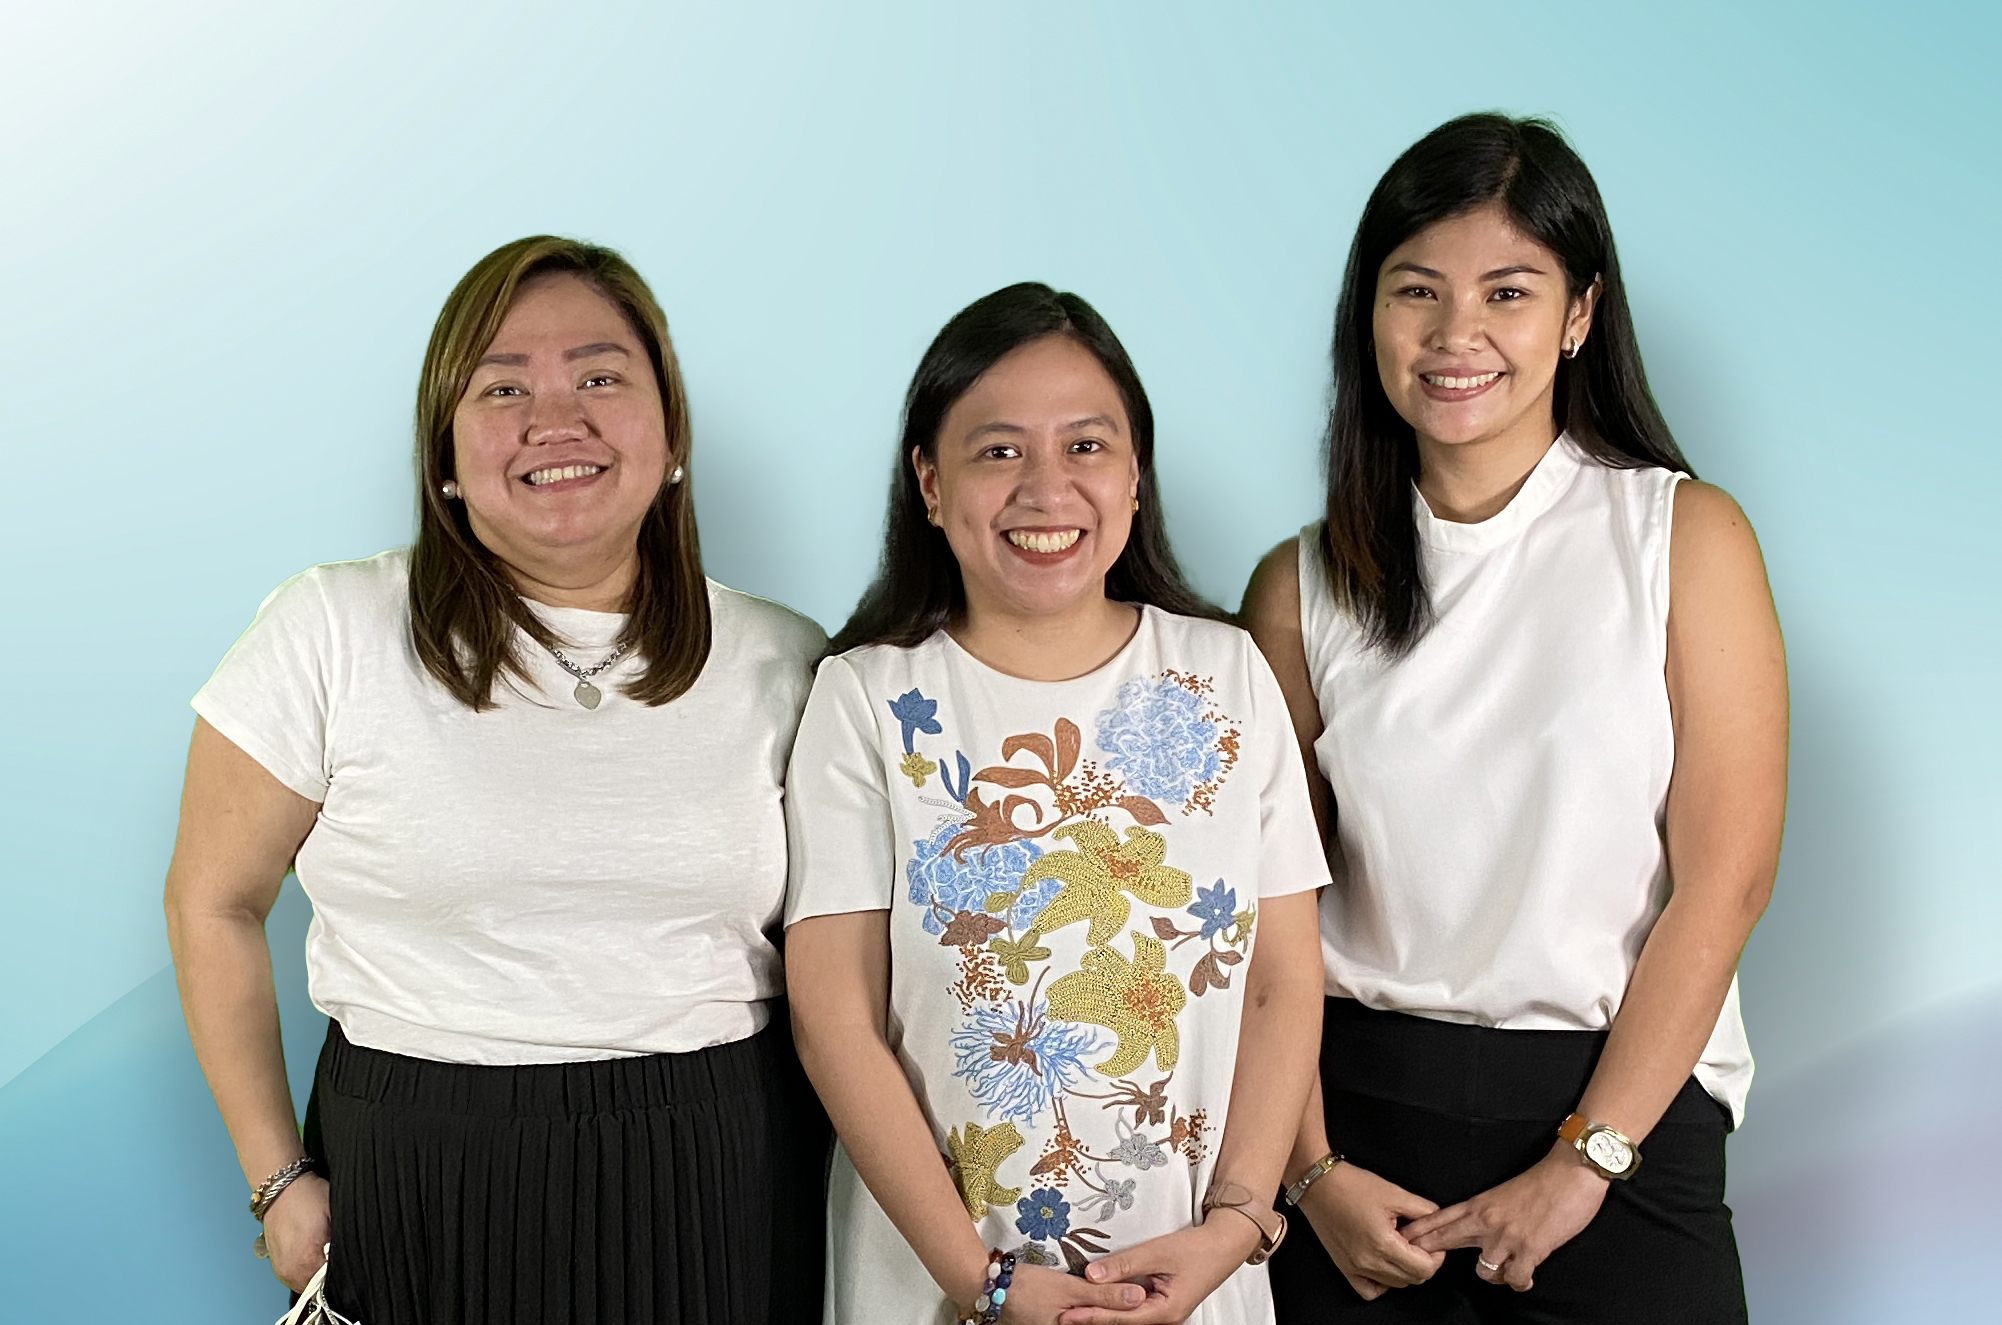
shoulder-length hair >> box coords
[831,281,1225,653]
[1323,113,1693,654]
[408,235,711,709]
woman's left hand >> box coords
[1056,1215,1261,1325]
[1400,1144,1608,1293]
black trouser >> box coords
[1268,998,1746,1325]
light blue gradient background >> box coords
[1,2,1994,1320]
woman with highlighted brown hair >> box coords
[165,237,828,1324]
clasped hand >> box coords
[1000,1214,1257,1325]
[1294,1160,1443,1300]
[1400,1143,1609,1293]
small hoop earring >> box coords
[925,506,940,526]
[1564,340,1582,360]
[668,464,685,485]
[440,480,460,499]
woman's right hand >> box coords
[999,1262,1145,1324]
[1296,1161,1445,1300]
[261,1173,332,1293]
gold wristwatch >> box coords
[1558,1113,1641,1181]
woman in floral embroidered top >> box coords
[785,283,1330,1325]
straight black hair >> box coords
[1323,112,1693,654]
[831,281,1225,653]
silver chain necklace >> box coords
[545,641,628,710]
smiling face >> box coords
[450,272,671,586]
[1372,203,1598,455]
[915,334,1140,627]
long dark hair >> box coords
[409,235,711,709]
[1323,113,1692,653]
[831,281,1225,653]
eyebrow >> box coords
[475,342,631,368]
[1387,262,1548,281]
[963,414,1121,441]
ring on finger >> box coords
[1477,1255,1504,1276]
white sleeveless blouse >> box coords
[1298,434,1752,1123]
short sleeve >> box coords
[783,652,899,924]
[1243,634,1333,900]
[191,570,336,803]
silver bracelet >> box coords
[250,1156,316,1221]
[1283,1150,1342,1206]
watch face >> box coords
[1583,1129,1633,1174]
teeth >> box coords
[1423,372,1501,390]
[1006,529,1082,554]
[525,464,603,486]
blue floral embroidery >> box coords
[887,688,943,753]
[939,750,974,804]
[907,821,1051,934]
[949,1001,1105,1126]
[1110,1133,1169,1170]
[1187,880,1237,940]
[1095,676,1221,805]
[1015,1186,1072,1241]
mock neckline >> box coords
[1413,432,1586,554]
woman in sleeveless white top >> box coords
[1244,116,1786,1324]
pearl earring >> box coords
[669,464,685,485]
[440,480,460,499]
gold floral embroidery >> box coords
[1046,933,1187,1076]
[987,933,1052,986]
[900,751,938,787]
[947,1120,1025,1219]
[1020,822,1192,948]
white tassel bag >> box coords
[275,1246,360,1325]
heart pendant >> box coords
[573,680,602,710]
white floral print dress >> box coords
[785,608,1329,1325]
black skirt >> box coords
[1267,997,1745,1325]
[302,1012,828,1325]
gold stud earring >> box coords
[926,506,940,526]
[1130,496,1140,513]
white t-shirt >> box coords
[193,548,825,1065]
[786,608,1330,1325]
[1298,433,1753,1123]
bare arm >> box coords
[1240,540,1443,1298]
[163,717,326,1289]
[1573,481,1787,1141]
[1406,481,1788,1289]
[786,910,1142,1324]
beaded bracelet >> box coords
[957,1249,1016,1325]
